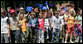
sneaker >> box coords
[70,40,73,43]
[46,36,49,39]
[75,40,78,43]
[62,38,64,43]
[80,40,82,43]
[62,40,64,43]
[65,41,67,43]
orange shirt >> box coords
[19,19,27,32]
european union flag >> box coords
[26,6,32,12]
[45,1,48,5]
[42,6,48,10]
[38,4,43,9]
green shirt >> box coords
[75,15,82,25]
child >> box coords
[51,11,61,43]
[1,8,10,43]
[28,12,38,43]
[19,14,27,43]
[74,10,82,43]
[59,9,65,43]
[38,14,45,43]
[44,15,50,39]
[65,11,75,43]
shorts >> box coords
[74,24,82,36]
[66,24,74,35]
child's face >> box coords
[11,13,15,17]
[31,14,35,18]
[45,12,47,15]
[20,14,24,19]
[56,13,58,16]
[34,8,39,13]
[70,11,73,14]
[66,7,71,11]
[70,11,74,16]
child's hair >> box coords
[1,8,7,17]
[1,8,6,14]
[66,5,73,8]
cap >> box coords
[10,9,15,14]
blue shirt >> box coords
[29,17,38,26]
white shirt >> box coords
[44,18,49,29]
[50,15,56,28]
[1,17,8,34]
[54,16,61,29]
[59,15,64,25]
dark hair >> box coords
[66,5,72,7]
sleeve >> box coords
[6,18,10,24]
[60,18,62,24]
[35,18,39,26]
[24,19,27,23]
[29,18,31,26]
[75,16,77,19]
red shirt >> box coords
[38,18,44,28]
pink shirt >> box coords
[38,18,44,28]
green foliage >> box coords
[1,1,82,10]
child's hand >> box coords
[43,28,46,31]
[19,24,20,26]
[53,28,55,32]
[33,24,35,27]
[19,24,22,26]
[8,33,10,38]
[26,23,28,27]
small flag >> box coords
[45,1,48,5]
[26,6,32,12]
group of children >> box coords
[1,3,82,43]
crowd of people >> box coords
[1,2,82,43]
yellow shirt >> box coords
[64,14,70,22]
[19,19,27,32]
[67,15,74,25]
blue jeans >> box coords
[10,30,20,43]
[21,31,26,43]
[28,27,37,43]
[1,33,9,43]
[51,28,60,43]
[38,28,44,43]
